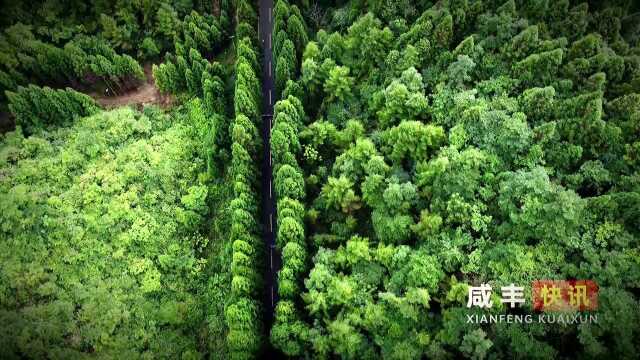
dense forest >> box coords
[1,0,639,359]
[269,0,640,358]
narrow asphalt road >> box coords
[258,0,280,330]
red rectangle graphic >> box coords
[532,280,598,312]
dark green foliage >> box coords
[150,6,232,99]
[203,74,225,115]
[0,25,145,106]
[0,0,227,59]
[513,48,564,87]
[177,10,226,55]
[0,1,231,109]
[153,47,216,97]
[6,85,98,133]
[273,1,640,358]
[236,0,258,26]
[273,0,309,97]
[276,40,297,95]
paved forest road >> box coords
[258,0,280,331]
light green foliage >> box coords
[270,94,311,353]
[344,13,393,76]
[224,5,264,357]
[299,243,444,358]
[275,164,305,200]
[0,107,210,358]
[156,3,180,40]
[320,175,361,213]
[0,1,239,358]
[381,121,445,164]
[153,61,178,94]
[139,37,160,59]
[376,67,429,128]
[324,65,354,101]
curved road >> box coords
[258,0,280,330]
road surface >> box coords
[258,0,280,330]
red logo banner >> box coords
[532,280,598,311]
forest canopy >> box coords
[1,0,639,359]
[269,0,640,358]
[0,106,212,357]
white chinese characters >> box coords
[467,283,493,308]
[500,284,525,308]
[467,283,525,308]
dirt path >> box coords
[95,81,161,108]
[92,64,172,109]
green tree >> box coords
[6,85,98,133]
[276,40,297,95]
[323,65,354,102]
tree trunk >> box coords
[213,0,220,17]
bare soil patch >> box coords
[91,63,173,109]
[1,64,173,135]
